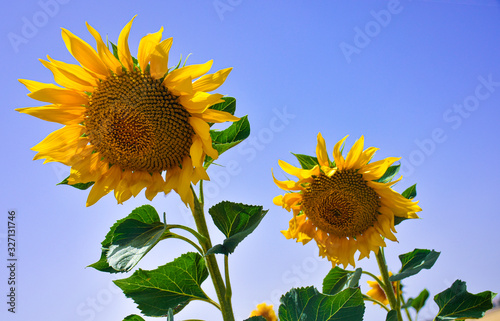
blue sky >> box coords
[2,0,500,320]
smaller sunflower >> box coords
[249,303,278,321]
[273,133,421,267]
[366,272,400,306]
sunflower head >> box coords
[17,16,239,207]
[249,303,278,321]
[273,133,421,267]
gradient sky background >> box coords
[2,0,500,320]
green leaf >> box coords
[207,202,268,255]
[106,218,167,272]
[57,176,94,190]
[110,41,119,59]
[278,286,365,321]
[390,249,440,282]
[209,97,236,119]
[322,267,362,295]
[291,153,319,170]
[114,252,209,317]
[403,289,429,313]
[89,205,166,273]
[434,280,496,320]
[402,184,417,199]
[123,315,146,321]
[386,310,398,321]
[205,115,250,167]
[376,164,400,183]
[244,317,267,321]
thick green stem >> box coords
[191,186,235,321]
[376,247,403,321]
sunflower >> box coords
[366,272,400,306]
[17,16,238,207]
[249,303,278,321]
[273,133,421,267]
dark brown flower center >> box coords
[302,170,380,238]
[85,70,194,172]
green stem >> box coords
[224,255,232,303]
[376,247,403,321]
[362,294,391,312]
[168,233,204,255]
[400,293,414,321]
[362,270,386,288]
[165,224,208,249]
[190,185,235,321]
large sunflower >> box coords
[273,133,421,267]
[17,16,238,207]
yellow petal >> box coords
[145,172,165,201]
[333,135,348,170]
[189,116,218,159]
[163,60,213,86]
[39,59,94,92]
[361,157,400,181]
[272,170,303,191]
[190,135,204,168]
[61,28,109,77]
[86,22,123,75]
[137,27,163,71]
[149,38,173,79]
[281,192,303,210]
[273,195,284,206]
[129,171,153,197]
[68,152,108,184]
[344,136,364,169]
[117,16,136,71]
[192,67,232,92]
[32,124,85,153]
[19,79,60,93]
[356,146,379,168]
[164,166,181,193]
[374,215,398,242]
[278,159,302,177]
[28,88,88,105]
[180,92,224,114]
[86,165,122,206]
[167,75,193,96]
[177,157,194,206]
[47,56,98,86]
[316,132,330,167]
[16,105,86,125]
[193,109,239,123]
[114,170,133,204]
[34,138,90,165]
